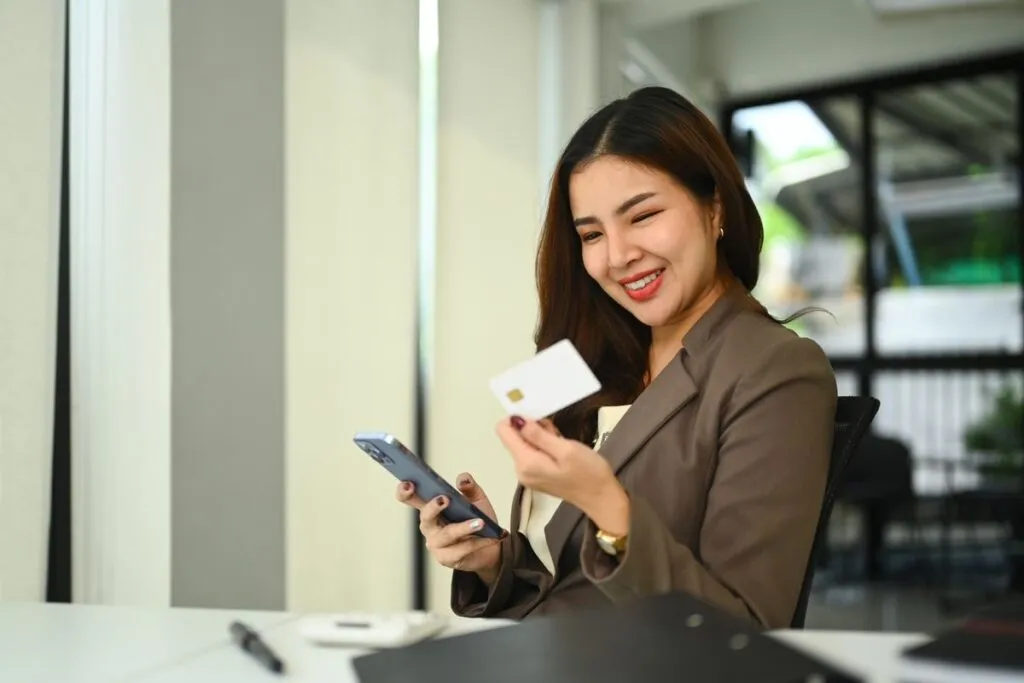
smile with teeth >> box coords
[623,269,664,291]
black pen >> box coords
[230,620,286,674]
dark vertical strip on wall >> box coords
[858,90,877,401]
[413,344,428,610]
[412,0,436,612]
[46,0,73,603]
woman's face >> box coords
[569,155,722,330]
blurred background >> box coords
[1,0,1021,634]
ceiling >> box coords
[777,72,1019,236]
[625,0,1024,100]
[601,0,761,28]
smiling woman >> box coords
[399,86,838,630]
[536,86,770,444]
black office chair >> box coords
[790,395,881,628]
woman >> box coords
[396,86,837,629]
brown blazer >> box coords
[450,287,837,629]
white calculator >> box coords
[298,611,448,649]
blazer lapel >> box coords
[530,284,752,578]
[543,352,699,574]
[594,355,698,473]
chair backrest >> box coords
[790,395,880,628]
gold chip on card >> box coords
[488,339,601,420]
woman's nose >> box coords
[606,232,641,270]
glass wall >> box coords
[873,73,1020,356]
[724,56,1023,608]
[732,96,866,356]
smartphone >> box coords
[353,432,504,539]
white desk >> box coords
[0,602,928,683]
[136,614,516,683]
[137,619,928,683]
[773,630,929,683]
[0,602,293,683]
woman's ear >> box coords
[708,193,724,236]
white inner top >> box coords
[518,404,632,576]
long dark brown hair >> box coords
[534,86,766,443]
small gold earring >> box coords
[719,226,725,239]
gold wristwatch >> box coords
[595,528,628,557]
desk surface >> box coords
[137,612,517,683]
[0,601,293,683]
[0,602,928,683]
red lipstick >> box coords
[619,269,664,302]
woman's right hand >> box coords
[396,473,504,586]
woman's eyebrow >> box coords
[573,192,657,227]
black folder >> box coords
[351,591,863,683]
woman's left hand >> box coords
[495,417,630,535]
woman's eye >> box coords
[632,210,660,224]
[581,232,601,243]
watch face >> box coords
[596,535,618,556]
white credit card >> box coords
[489,339,601,420]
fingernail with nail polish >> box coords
[402,482,412,491]
[470,519,483,530]
[436,496,446,507]
[511,416,525,430]
[458,476,471,488]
